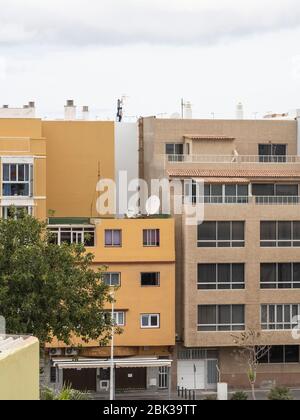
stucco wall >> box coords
[0,337,40,400]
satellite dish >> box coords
[145,196,161,216]
[126,207,138,219]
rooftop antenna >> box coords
[116,95,128,122]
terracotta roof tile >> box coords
[167,168,300,179]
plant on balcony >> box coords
[232,329,270,401]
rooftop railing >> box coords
[186,196,300,205]
[166,155,300,164]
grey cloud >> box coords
[0,0,300,48]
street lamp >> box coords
[109,291,115,401]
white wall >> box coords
[114,122,139,215]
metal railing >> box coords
[186,196,300,205]
[166,154,300,164]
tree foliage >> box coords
[0,210,113,346]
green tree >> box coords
[0,209,113,346]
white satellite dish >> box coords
[145,196,161,216]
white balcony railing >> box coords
[186,196,300,205]
[166,155,300,164]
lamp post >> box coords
[110,291,115,401]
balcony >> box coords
[186,196,300,205]
[166,154,300,164]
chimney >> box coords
[3,105,8,109]
[236,102,244,120]
[64,100,77,120]
[28,101,35,108]
[82,106,89,121]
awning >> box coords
[52,357,172,370]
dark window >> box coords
[259,346,299,364]
[261,263,300,289]
[261,221,300,247]
[276,184,298,197]
[141,272,160,286]
[50,367,57,383]
[252,184,275,196]
[198,264,244,290]
[198,221,245,248]
[143,229,160,247]
[198,305,245,332]
[259,144,287,162]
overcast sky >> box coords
[0,0,300,120]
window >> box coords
[198,264,245,290]
[49,226,95,246]
[141,272,160,287]
[261,304,300,330]
[2,206,33,219]
[2,163,32,196]
[259,144,287,162]
[105,229,122,247]
[197,221,245,248]
[102,273,121,287]
[165,144,184,161]
[259,346,300,364]
[253,184,299,204]
[141,314,160,329]
[260,263,300,289]
[203,184,249,204]
[113,311,125,326]
[198,305,245,332]
[261,221,300,247]
[143,229,160,247]
[50,366,57,383]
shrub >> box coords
[230,391,248,401]
[41,386,90,401]
[268,387,293,401]
[204,394,218,400]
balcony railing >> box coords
[186,196,300,205]
[166,155,300,164]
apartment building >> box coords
[0,104,176,393]
[139,116,300,389]
[47,217,175,392]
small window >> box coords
[113,312,125,326]
[50,367,57,383]
[141,272,160,287]
[141,314,160,329]
[143,229,160,247]
[105,230,122,247]
[103,273,121,287]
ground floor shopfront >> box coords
[176,346,300,390]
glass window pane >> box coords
[278,264,292,288]
[237,185,248,196]
[198,222,216,241]
[232,264,244,283]
[218,222,230,241]
[293,222,300,241]
[105,230,112,246]
[211,185,222,196]
[3,164,9,181]
[225,185,236,197]
[261,222,276,241]
[18,165,25,181]
[232,222,244,241]
[10,164,17,181]
[276,185,298,196]
[232,305,245,324]
[165,144,174,154]
[218,306,231,324]
[269,346,284,363]
[198,306,216,325]
[261,264,276,285]
[113,230,121,246]
[285,346,299,363]
[278,222,292,241]
[252,184,275,196]
[198,264,216,284]
[218,265,230,284]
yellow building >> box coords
[0,109,176,394]
[0,118,46,220]
[0,335,39,401]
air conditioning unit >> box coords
[100,380,110,391]
[49,348,63,357]
[65,348,79,357]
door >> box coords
[63,368,97,391]
[206,359,218,390]
[177,360,205,390]
[115,367,147,390]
